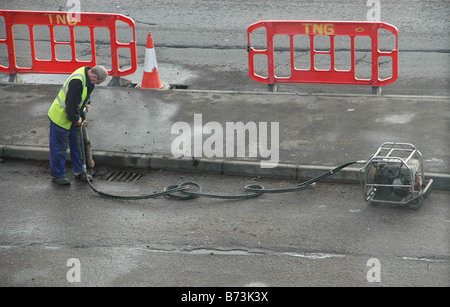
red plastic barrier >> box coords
[0,10,137,78]
[247,21,398,90]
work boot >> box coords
[52,177,71,185]
[75,173,93,182]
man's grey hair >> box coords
[91,65,108,82]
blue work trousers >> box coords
[49,120,83,178]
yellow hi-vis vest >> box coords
[48,67,91,130]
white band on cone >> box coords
[144,48,158,72]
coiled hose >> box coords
[77,126,357,200]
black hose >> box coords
[77,125,185,200]
[78,126,358,200]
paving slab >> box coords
[0,82,449,188]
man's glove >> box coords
[81,107,87,121]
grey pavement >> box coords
[0,82,449,189]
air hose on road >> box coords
[77,125,358,201]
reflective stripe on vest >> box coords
[56,72,86,108]
[48,67,89,130]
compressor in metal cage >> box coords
[360,142,433,209]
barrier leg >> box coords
[372,86,382,95]
[107,76,134,87]
[8,74,22,83]
[268,84,277,92]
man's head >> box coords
[88,65,108,85]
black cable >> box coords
[78,125,358,201]
[78,125,185,200]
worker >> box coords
[48,65,108,185]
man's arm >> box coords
[65,79,83,125]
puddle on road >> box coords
[376,114,415,124]
[283,252,347,259]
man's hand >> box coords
[75,118,82,127]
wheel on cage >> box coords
[404,194,424,210]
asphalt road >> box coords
[0,159,449,288]
[1,0,449,95]
[0,0,449,291]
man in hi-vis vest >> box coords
[48,65,108,185]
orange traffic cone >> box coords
[139,32,163,89]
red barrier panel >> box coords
[0,10,137,79]
[247,21,398,91]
